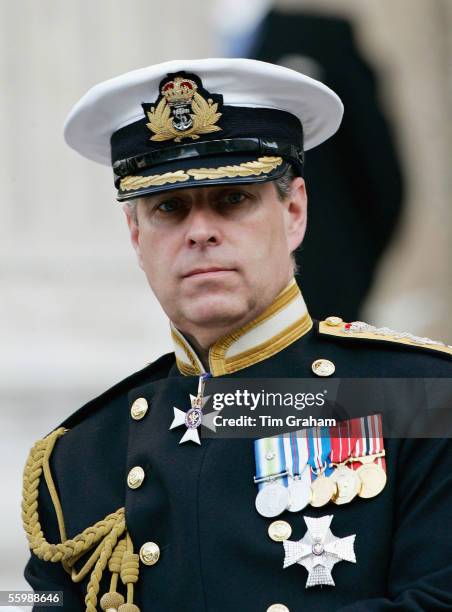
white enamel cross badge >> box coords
[283,515,356,587]
[169,374,211,445]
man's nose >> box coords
[185,208,221,248]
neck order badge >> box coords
[169,373,211,445]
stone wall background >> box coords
[1,0,451,597]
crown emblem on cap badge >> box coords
[162,77,197,105]
[144,73,223,143]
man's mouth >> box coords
[182,267,235,279]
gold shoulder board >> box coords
[319,317,452,357]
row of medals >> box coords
[256,450,387,518]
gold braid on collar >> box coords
[22,428,140,612]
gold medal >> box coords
[356,461,387,498]
[330,464,361,505]
[310,473,337,507]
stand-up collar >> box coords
[171,279,312,377]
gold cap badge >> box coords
[143,72,223,143]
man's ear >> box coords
[123,203,144,269]
[286,176,308,254]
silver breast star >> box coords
[169,375,211,445]
[283,515,356,587]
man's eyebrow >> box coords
[141,191,190,203]
[206,185,259,199]
[139,193,180,206]
[141,184,255,204]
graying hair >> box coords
[124,198,139,225]
[274,164,296,201]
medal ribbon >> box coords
[282,431,309,478]
[330,419,355,465]
[307,426,333,479]
[254,436,288,491]
[350,414,385,472]
[368,413,386,471]
[197,372,211,397]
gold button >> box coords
[127,466,145,489]
[325,316,343,327]
[312,358,336,377]
[268,520,292,542]
[267,605,290,612]
[139,541,160,566]
[131,397,148,420]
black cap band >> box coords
[113,137,304,181]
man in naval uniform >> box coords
[22,59,452,612]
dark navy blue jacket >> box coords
[24,322,452,611]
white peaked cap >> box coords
[64,57,344,166]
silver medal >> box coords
[287,476,311,512]
[255,482,289,518]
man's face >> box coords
[125,178,307,344]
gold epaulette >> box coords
[319,317,452,357]
[22,428,140,612]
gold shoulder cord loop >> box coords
[22,428,141,612]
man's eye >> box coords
[223,192,247,205]
[156,199,183,213]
